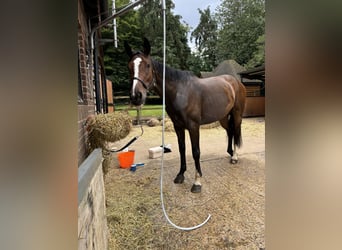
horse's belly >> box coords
[200,102,234,125]
[199,83,236,124]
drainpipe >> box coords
[100,59,108,113]
[93,46,101,113]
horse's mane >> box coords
[152,60,194,82]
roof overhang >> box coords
[83,0,108,25]
[239,65,265,81]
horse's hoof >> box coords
[230,159,238,164]
[174,174,184,184]
[191,184,201,193]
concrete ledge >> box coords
[78,148,103,205]
[78,148,108,249]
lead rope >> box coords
[110,125,143,152]
[160,0,211,231]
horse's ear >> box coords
[143,37,151,56]
[124,41,133,58]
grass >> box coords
[115,104,163,118]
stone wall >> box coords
[78,149,108,250]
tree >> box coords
[215,0,265,66]
[187,51,205,76]
[190,7,218,71]
[137,0,191,70]
[102,0,193,93]
[245,34,265,68]
[101,0,143,92]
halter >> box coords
[132,70,156,91]
[132,77,149,90]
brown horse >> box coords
[124,38,246,193]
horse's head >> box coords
[124,38,154,106]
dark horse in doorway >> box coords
[124,38,246,193]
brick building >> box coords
[78,0,109,165]
[77,0,145,165]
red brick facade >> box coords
[78,0,108,165]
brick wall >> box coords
[78,0,95,165]
[78,0,113,165]
[78,105,95,164]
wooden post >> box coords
[136,106,141,125]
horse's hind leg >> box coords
[220,115,233,157]
[231,110,243,164]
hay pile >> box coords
[163,118,175,132]
[147,118,160,127]
[86,112,132,151]
[86,112,132,175]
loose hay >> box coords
[242,117,265,137]
[105,155,265,249]
[87,112,132,151]
[105,167,161,249]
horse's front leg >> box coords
[188,126,202,193]
[174,126,186,184]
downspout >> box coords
[90,0,146,113]
[93,45,101,113]
[100,58,108,113]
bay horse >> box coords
[124,38,246,193]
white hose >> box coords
[159,0,211,231]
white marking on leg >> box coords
[232,144,238,162]
[194,171,201,186]
[132,57,142,97]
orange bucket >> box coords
[117,150,135,168]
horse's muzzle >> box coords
[130,91,145,106]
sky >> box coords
[172,0,220,29]
[172,0,220,49]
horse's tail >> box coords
[231,81,246,148]
[236,80,246,113]
[229,112,242,148]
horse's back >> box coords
[196,75,238,124]
[210,74,246,108]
